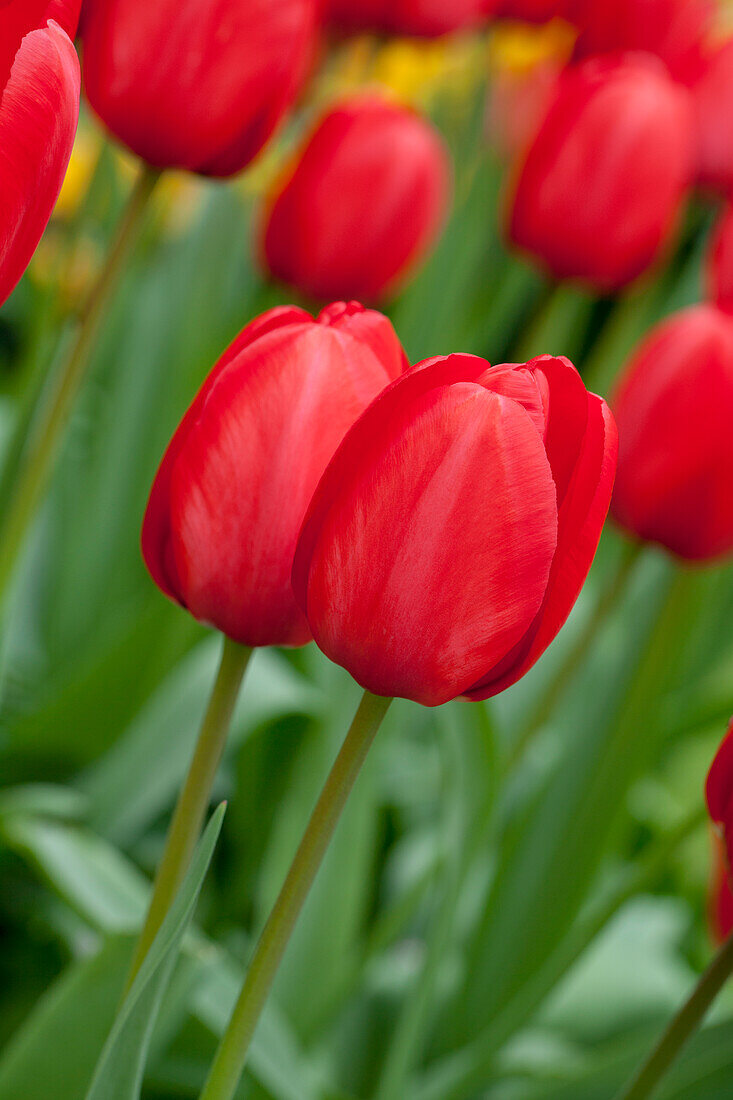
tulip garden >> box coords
[3,1,733,1099]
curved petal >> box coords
[295,355,558,705]
[141,305,312,602]
[706,720,733,828]
[0,21,79,307]
[317,300,409,379]
[468,393,617,698]
[165,323,397,647]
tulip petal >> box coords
[468,392,617,698]
[295,356,558,706]
[706,720,733,828]
[317,300,409,379]
[0,22,79,307]
[159,323,396,646]
[141,305,313,602]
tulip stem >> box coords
[200,690,393,1100]
[616,930,733,1100]
[0,162,161,607]
[124,636,251,993]
[507,539,642,770]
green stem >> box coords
[616,930,733,1100]
[200,690,393,1100]
[124,636,251,992]
[0,163,161,607]
[506,540,642,771]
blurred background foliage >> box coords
[1,18,733,1100]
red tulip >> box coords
[571,0,713,80]
[0,0,80,307]
[81,0,318,177]
[142,302,407,648]
[706,719,733,941]
[326,0,493,37]
[262,96,451,304]
[293,353,616,707]
[612,305,733,561]
[708,204,733,317]
[687,37,733,194]
[509,55,693,292]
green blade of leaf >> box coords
[84,802,225,1100]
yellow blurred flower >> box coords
[54,123,104,221]
[488,17,576,78]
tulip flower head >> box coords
[262,95,451,304]
[706,719,733,942]
[293,353,617,706]
[612,305,733,562]
[572,0,713,80]
[142,302,407,648]
[688,37,733,194]
[0,0,81,307]
[509,54,693,292]
[326,0,494,37]
[81,0,318,176]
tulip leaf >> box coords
[83,802,225,1100]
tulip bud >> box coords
[0,0,80,307]
[142,302,408,648]
[293,353,616,707]
[687,37,733,194]
[706,719,733,942]
[509,55,693,292]
[326,0,493,37]
[572,0,713,80]
[611,305,733,561]
[708,204,733,317]
[262,95,451,303]
[80,0,318,177]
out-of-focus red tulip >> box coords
[687,37,733,194]
[142,302,407,648]
[509,55,693,292]
[293,353,616,707]
[262,95,451,303]
[707,204,733,316]
[0,0,80,307]
[706,719,733,942]
[326,0,493,37]
[612,305,733,561]
[495,0,572,22]
[572,0,713,80]
[81,0,318,177]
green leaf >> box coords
[84,803,225,1100]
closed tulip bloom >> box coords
[707,204,733,316]
[326,0,493,37]
[263,96,450,304]
[612,305,733,561]
[81,0,318,177]
[687,38,733,193]
[572,0,713,80]
[293,353,617,707]
[0,0,80,307]
[706,719,733,941]
[509,55,693,292]
[142,302,408,647]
